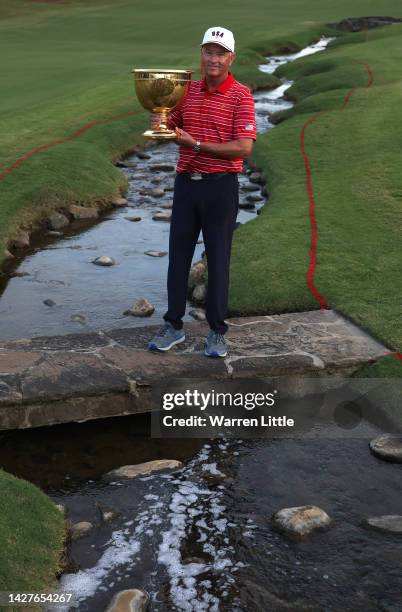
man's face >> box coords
[201,43,235,79]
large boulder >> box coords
[104,459,183,480]
[369,434,402,462]
[272,505,332,537]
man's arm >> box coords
[174,128,253,159]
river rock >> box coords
[43,299,56,307]
[47,212,70,230]
[144,250,167,257]
[111,197,128,207]
[70,314,87,323]
[3,249,14,260]
[70,521,93,540]
[125,298,155,317]
[150,163,175,172]
[192,283,207,303]
[102,510,118,523]
[241,183,260,192]
[363,515,402,534]
[69,205,98,219]
[136,197,152,207]
[140,188,165,198]
[152,212,171,222]
[272,505,331,537]
[48,230,63,237]
[104,459,183,480]
[369,434,402,462]
[249,172,264,184]
[189,308,206,321]
[239,201,255,210]
[188,261,206,289]
[9,231,30,249]
[200,471,227,485]
[246,193,264,202]
[115,160,137,168]
[329,16,402,32]
[125,216,142,222]
[9,271,30,278]
[93,255,115,266]
[160,202,173,209]
[135,151,151,160]
[105,589,150,612]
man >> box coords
[149,26,257,357]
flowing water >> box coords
[3,37,399,612]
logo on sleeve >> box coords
[245,124,254,131]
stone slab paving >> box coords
[0,310,387,430]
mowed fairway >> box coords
[1,0,401,374]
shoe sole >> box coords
[148,335,185,352]
[204,349,227,358]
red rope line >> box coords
[342,61,374,109]
[299,111,329,309]
[300,60,375,309]
[0,109,142,182]
[384,352,402,361]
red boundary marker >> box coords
[0,109,143,182]
[299,111,329,309]
[300,61,374,309]
[385,352,402,361]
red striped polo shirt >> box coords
[167,71,257,173]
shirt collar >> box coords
[201,71,235,94]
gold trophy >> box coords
[132,69,192,139]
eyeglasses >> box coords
[202,49,230,59]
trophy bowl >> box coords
[132,69,192,139]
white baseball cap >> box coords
[201,27,235,53]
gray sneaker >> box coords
[148,322,185,352]
[204,330,227,358]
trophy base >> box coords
[143,129,177,140]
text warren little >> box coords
[162,415,294,427]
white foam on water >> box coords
[201,462,225,476]
[54,529,141,610]
[259,36,335,75]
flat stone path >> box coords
[0,310,387,430]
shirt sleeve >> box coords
[233,89,257,141]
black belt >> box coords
[179,172,236,181]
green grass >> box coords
[0,469,66,597]
[230,23,402,373]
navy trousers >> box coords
[163,172,239,335]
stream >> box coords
[0,37,330,343]
[2,37,400,612]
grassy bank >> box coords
[0,469,66,599]
[230,21,402,371]
[1,0,402,594]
